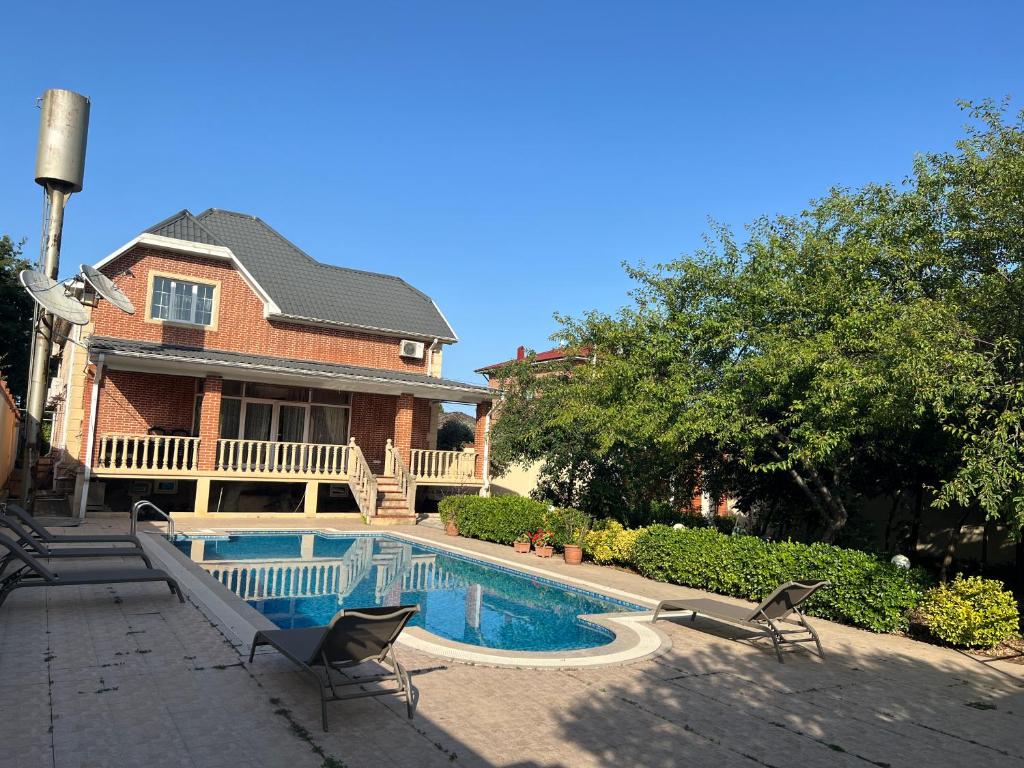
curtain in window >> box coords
[219,398,241,439]
[310,406,348,444]
[171,281,194,322]
[243,403,273,441]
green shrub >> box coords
[437,495,555,545]
[631,525,931,633]
[583,521,644,565]
[915,575,1020,648]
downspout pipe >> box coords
[78,353,103,519]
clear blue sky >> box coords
[1,2,1021,396]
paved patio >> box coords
[2,515,1022,768]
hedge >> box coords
[436,498,1022,639]
[632,525,932,633]
[438,495,562,545]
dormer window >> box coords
[150,275,216,327]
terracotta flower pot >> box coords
[445,521,459,536]
[563,544,583,565]
[535,545,554,558]
[514,541,531,554]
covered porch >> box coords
[79,338,494,521]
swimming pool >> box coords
[173,532,642,652]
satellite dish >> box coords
[19,269,90,325]
[80,264,135,314]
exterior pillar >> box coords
[197,376,222,471]
[194,476,211,517]
[393,393,414,461]
[304,481,319,517]
[474,401,492,483]
[300,533,315,558]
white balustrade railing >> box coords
[347,438,378,521]
[97,434,200,474]
[409,447,478,483]
[215,438,350,478]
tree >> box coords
[0,235,32,403]
[494,100,1024,546]
[437,416,474,451]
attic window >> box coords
[151,276,215,326]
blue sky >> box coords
[1,2,1021,395]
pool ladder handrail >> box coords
[131,499,176,540]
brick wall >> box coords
[349,392,398,468]
[411,398,433,450]
[83,370,197,462]
[92,247,433,374]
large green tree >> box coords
[492,100,1024,544]
[0,235,32,403]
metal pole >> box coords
[21,185,68,506]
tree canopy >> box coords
[491,100,1024,543]
[0,235,32,402]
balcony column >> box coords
[393,393,414,462]
[474,401,492,493]
[197,376,222,471]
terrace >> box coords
[2,515,1021,768]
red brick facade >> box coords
[78,243,486,481]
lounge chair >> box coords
[652,580,829,663]
[0,532,183,609]
[248,605,419,731]
[2,502,142,547]
[0,515,154,569]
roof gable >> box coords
[137,208,456,342]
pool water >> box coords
[174,532,641,652]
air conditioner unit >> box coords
[400,339,425,359]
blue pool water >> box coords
[174,532,641,651]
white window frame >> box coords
[151,276,216,326]
[222,389,351,445]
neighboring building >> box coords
[49,209,494,523]
[475,344,735,516]
[474,345,588,496]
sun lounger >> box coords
[652,580,829,662]
[0,515,154,569]
[0,532,183,609]
[248,605,419,731]
[2,502,142,547]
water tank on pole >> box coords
[34,89,90,192]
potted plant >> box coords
[530,529,554,558]
[560,508,591,565]
[439,507,459,537]
[513,533,531,554]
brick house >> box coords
[49,209,494,523]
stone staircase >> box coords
[372,475,416,526]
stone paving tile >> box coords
[2,517,1021,767]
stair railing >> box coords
[347,438,378,522]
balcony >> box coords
[93,433,482,486]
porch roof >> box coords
[88,336,494,404]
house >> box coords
[48,209,494,523]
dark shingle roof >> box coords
[143,208,456,342]
[89,337,491,400]
[146,210,222,246]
